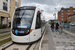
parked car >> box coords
[63,23,70,28]
[69,23,75,26]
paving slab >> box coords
[50,27,75,50]
[41,30,49,50]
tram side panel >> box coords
[41,25,46,34]
[30,8,41,42]
[30,29,41,42]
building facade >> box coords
[58,7,75,22]
[9,0,21,22]
[0,0,21,27]
[0,0,9,26]
[67,13,75,23]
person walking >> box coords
[51,22,54,32]
[56,22,59,32]
[54,23,56,31]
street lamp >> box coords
[53,13,56,20]
[53,8,57,21]
[55,8,56,20]
[41,10,44,13]
[41,10,44,20]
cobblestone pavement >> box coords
[51,29,75,50]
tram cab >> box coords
[11,6,42,43]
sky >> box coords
[21,0,75,21]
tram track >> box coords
[2,43,14,50]
[1,25,47,50]
[26,43,33,50]
[1,42,38,50]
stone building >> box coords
[0,0,21,27]
[67,13,75,23]
[0,0,9,26]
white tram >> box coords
[11,6,46,43]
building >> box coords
[67,13,75,23]
[0,0,9,26]
[58,7,75,22]
[0,0,21,28]
[9,0,21,22]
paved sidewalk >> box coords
[41,25,56,50]
[48,26,56,50]
[51,29,75,50]
[41,25,75,50]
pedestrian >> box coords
[51,22,54,32]
[56,22,59,32]
[54,23,56,31]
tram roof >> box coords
[16,6,36,10]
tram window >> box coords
[35,13,41,29]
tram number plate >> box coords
[18,31,24,33]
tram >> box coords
[11,6,45,43]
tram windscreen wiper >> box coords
[13,9,34,29]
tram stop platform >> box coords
[41,25,75,50]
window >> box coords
[13,10,34,29]
[3,2,7,6]
[61,19,63,21]
[15,2,18,7]
[68,10,70,12]
[3,2,7,11]
[61,10,63,12]
[61,16,63,17]
[9,7,10,11]
[35,12,41,29]
[61,13,63,15]
[9,16,10,18]
[9,0,11,3]
[67,13,70,15]
[73,10,75,11]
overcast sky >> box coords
[21,0,75,21]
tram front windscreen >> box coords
[13,9,34,29]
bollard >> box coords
[59,25,62,34]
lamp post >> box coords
[53,13,56,20]
[55,8,56,21]
[53,8,57,21]
[41,10,44,20]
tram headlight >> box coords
[25,30,29,35]
[11,29,15,34]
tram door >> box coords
[35,11,41,40]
